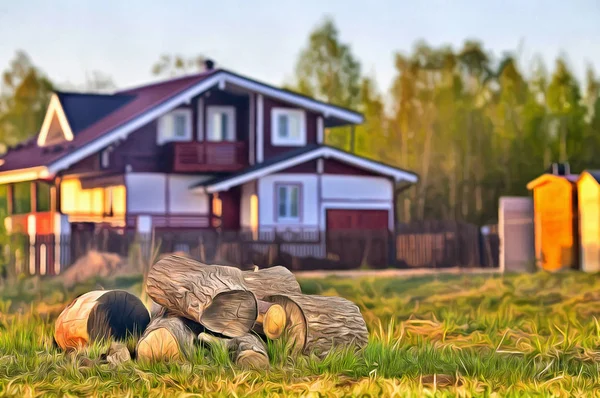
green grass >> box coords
[2,271,600,396]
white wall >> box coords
[126,173,166,213]
[258,174,318,227]
[168,175,210,214]
[321,175,392,201]
[240,182,256,228]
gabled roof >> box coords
[56,91,134,135]
[0,69,364,183]
[578,170,600,184]
[526,173,579,190]
[192,145,419,193]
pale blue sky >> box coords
[0,0,598,93]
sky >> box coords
[0,0,598,94]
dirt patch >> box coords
[60,251,137,288]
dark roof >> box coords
[194,144,321,188]
[0,70,218,172]
[0,68,362,173]
[585,170,600,183]
[56,91,135,135]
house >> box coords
[576,170,600,272]
[526,163,579,271]
[0,61,418,274]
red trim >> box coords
[273,182,303,223]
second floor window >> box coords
[157,109,192,145]
[272,108,306,146]
[207,106,236,142]
[276,184,301,222]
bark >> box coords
[136,307,204,362]
[54,290,150,351]
[198,332,269,370]
[264,294,369,358]
[146,255,257,337]
[242,266,302,298]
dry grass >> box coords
[2,270,600,396]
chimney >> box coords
[549,162,570,176]
[204,59,215,71]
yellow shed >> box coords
[527,172,579,271]
[577,171,600,272]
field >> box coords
[1,271,600,397]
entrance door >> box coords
[326,209,389,268]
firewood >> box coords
[242,266,302,298]
[146,255,257,337]
[198,332,269,370]
[54,290,150,351]
[136,307,204,362]
[253,300,287,340]
[263,294,369,358]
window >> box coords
[271,108,306,146]
[36,182,51,212]
[157,109,192,144]
[13,182,31,214]
[207,106,236,141]
[276,184,301,222]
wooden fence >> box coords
[3,221,498,275]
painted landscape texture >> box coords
[1,271,600,397]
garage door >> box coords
[326,209,390,268]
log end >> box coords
[236,350,270,370]
[136,328,181,362]
[262,304,287,340]
[200,290,258,337]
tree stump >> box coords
[54,290,150,351]
[242,266,302,298]
[146,255,257,337]
[136,307,204,362]
[198,332,269,370]
[264,294,369,358]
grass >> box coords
[2,271,600,396]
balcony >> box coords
[170,141,248,173]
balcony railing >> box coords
[171,142,248,172]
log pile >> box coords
[54,254,369,368]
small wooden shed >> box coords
[577,170,600,272]
[527,171,579,271]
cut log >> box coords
[198,332,269,370]
[253,300,287,340]
[263,294,369,358]
[54,290,150,351]
[242,266,302,298]
[136,307,204,362]
[146,255,257,337]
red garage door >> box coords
[326,209,390,268]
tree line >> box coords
[1,18,599,226]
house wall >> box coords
[262,96,319,159]
[240,181,256,229]
[258,174,319,230]
[168,175,211,214]
[321,175,392,202]
[257,172,394,232]
[125,172,211,230]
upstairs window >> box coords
[276,184,301,222]
[207,106,236,142]
[271,108,306,146]
[157,109,192,145]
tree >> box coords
[151,54,207,77]
[292,17,361,150]
[0,51,53,150]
